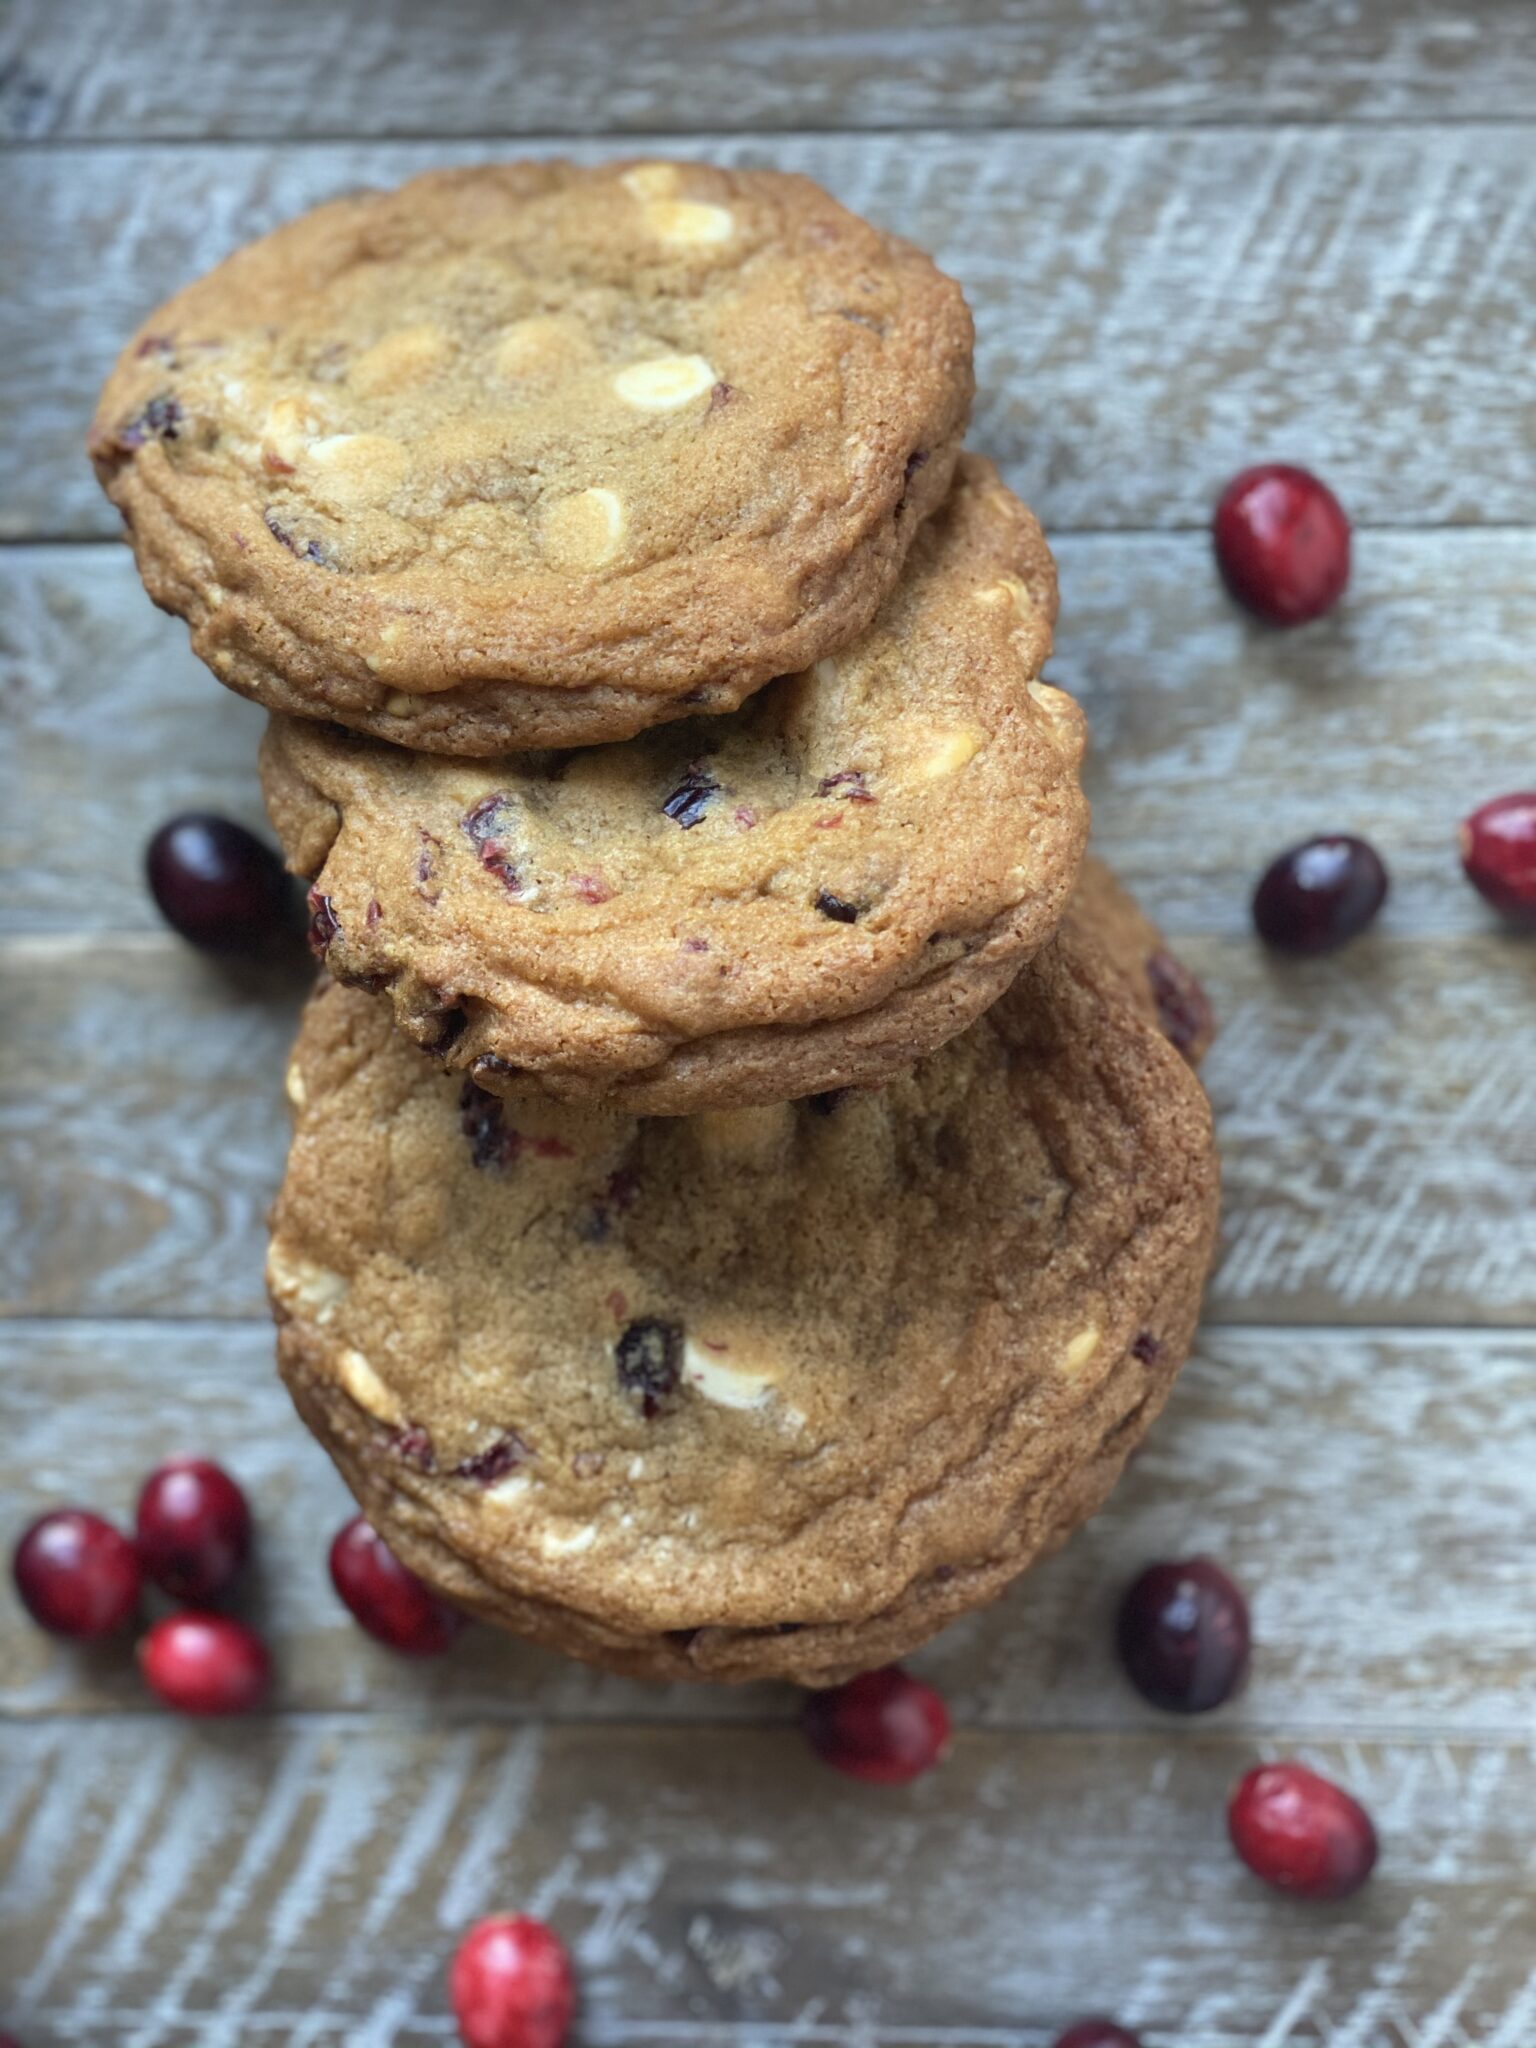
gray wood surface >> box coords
[5,0,1536,138]
[3,4,1534,2043]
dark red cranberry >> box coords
[329,1515,465,1656]
[814,889,860,923]
[1460,793,1536,925]
[1213,464,1350,626]
[138,1612,271,1716]
[801,1666,951,1784]
[453,1435,529,1486]
[12,1509,141,1638]
[1053,2024,1143,2048]
[1145,950,1213,1061]
[145,814,295,955]
[1228,1761,1378,1900]
[661,762,719,830]
[449,1914,575,2048]
[1252,835,1387,954]
[615,1318,682,1415]
[1117,1557,1251,1713]
[134,1458,252,1604]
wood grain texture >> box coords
[5,930,1536,1326]
[5,0,1536,139]
[3,1320,1532,1736]
[4,1716,1534,2047]
[7,531,1535,936]
[8,126,1536,542]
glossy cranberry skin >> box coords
[1228,1762,1378,1900]
[138,1612,271,1716]
[1460,793,1536,925]
[1214,464,1350,626]
[801,1666,951,1784]
[145,813,295,955]
[12,1509,141,1638]
[329,1515,465,1657]
[1053,2025,1143,2048]
[1253,835,1388,954]
[134,1458,252,1604]
[1117,1557,1251,1713]
[450,1915,575,2048]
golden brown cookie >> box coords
[259,457,1086,1115]
[89,159,973,753]
[268,886,1219,1687]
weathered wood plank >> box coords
[7,127,1535,540]
[3,931,1535,1325]
[3,1320,1532,1736]
[9,529,1535,937]
[3,1716,1532,2047]
[5,0,1535,140]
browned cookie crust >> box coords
[260,458,1085,1115]
[1073,854,1217,1066]
[89,160,974,753]
[269,891,1219,1687]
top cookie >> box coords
[88,159,974,753]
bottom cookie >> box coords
[269,870,1219,1686]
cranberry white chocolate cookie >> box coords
[268,886,1219,1687]
[89,159,974,753]
[259,457,1087,1114]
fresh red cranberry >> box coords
[801,1666,951,1784]
[1213,464,1350,626]
[1117,1557,1251,1713]
[1460,793,1536,925]
[1252,835,1387,954]
[138,1612,271,1716]
[145,813,296,955]
[1228,1761,1378,1900]
[329,1515,465,1657]
[12,1509,141,1638]
[449,1914,575,2048]
[134,1458,252,1604]
[1053,2024,1143,2048]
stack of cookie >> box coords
[90,160,1218,1685]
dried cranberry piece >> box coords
[1145,949,1213,1060]
[815,770,875,803]
[462,795,522,893]
[661,763,719,830]
[306,887,340,959]
[264,510,328,564]
[389,1424,437,1471]
[120,394,183,447]
[615,1319,682,1415]
[460,1081,521,1171]
[815,889,860,923]
[453,1434,529,1486]
[1131,1331,1162,1367]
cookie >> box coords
[259,457,1087,1114]
[89,159,974,753]
[268,887,1219,1687]
[1073,854,1216,1065]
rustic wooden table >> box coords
[3,4,1535,2042]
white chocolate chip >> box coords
[621,162,682,201]
[611,353,717,413]
[692,1104,794,1163]
[974,574,1034,612]
[260,396,322,473]
[307,432,410,508]
[384,690,416,715]
[1062,1325,1102,1375]
[335,1349,405,1427]
[540,487,625,570]
[540,1523,599,1558]
[284,1059,307,1109]
[915,728,986,780]
[485,1472,531,1508]
[492,316,581,383]
[349,324,450,399]
[266,1244,347,1324]
[683,1338,779,1411]
[645,199,734,247]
